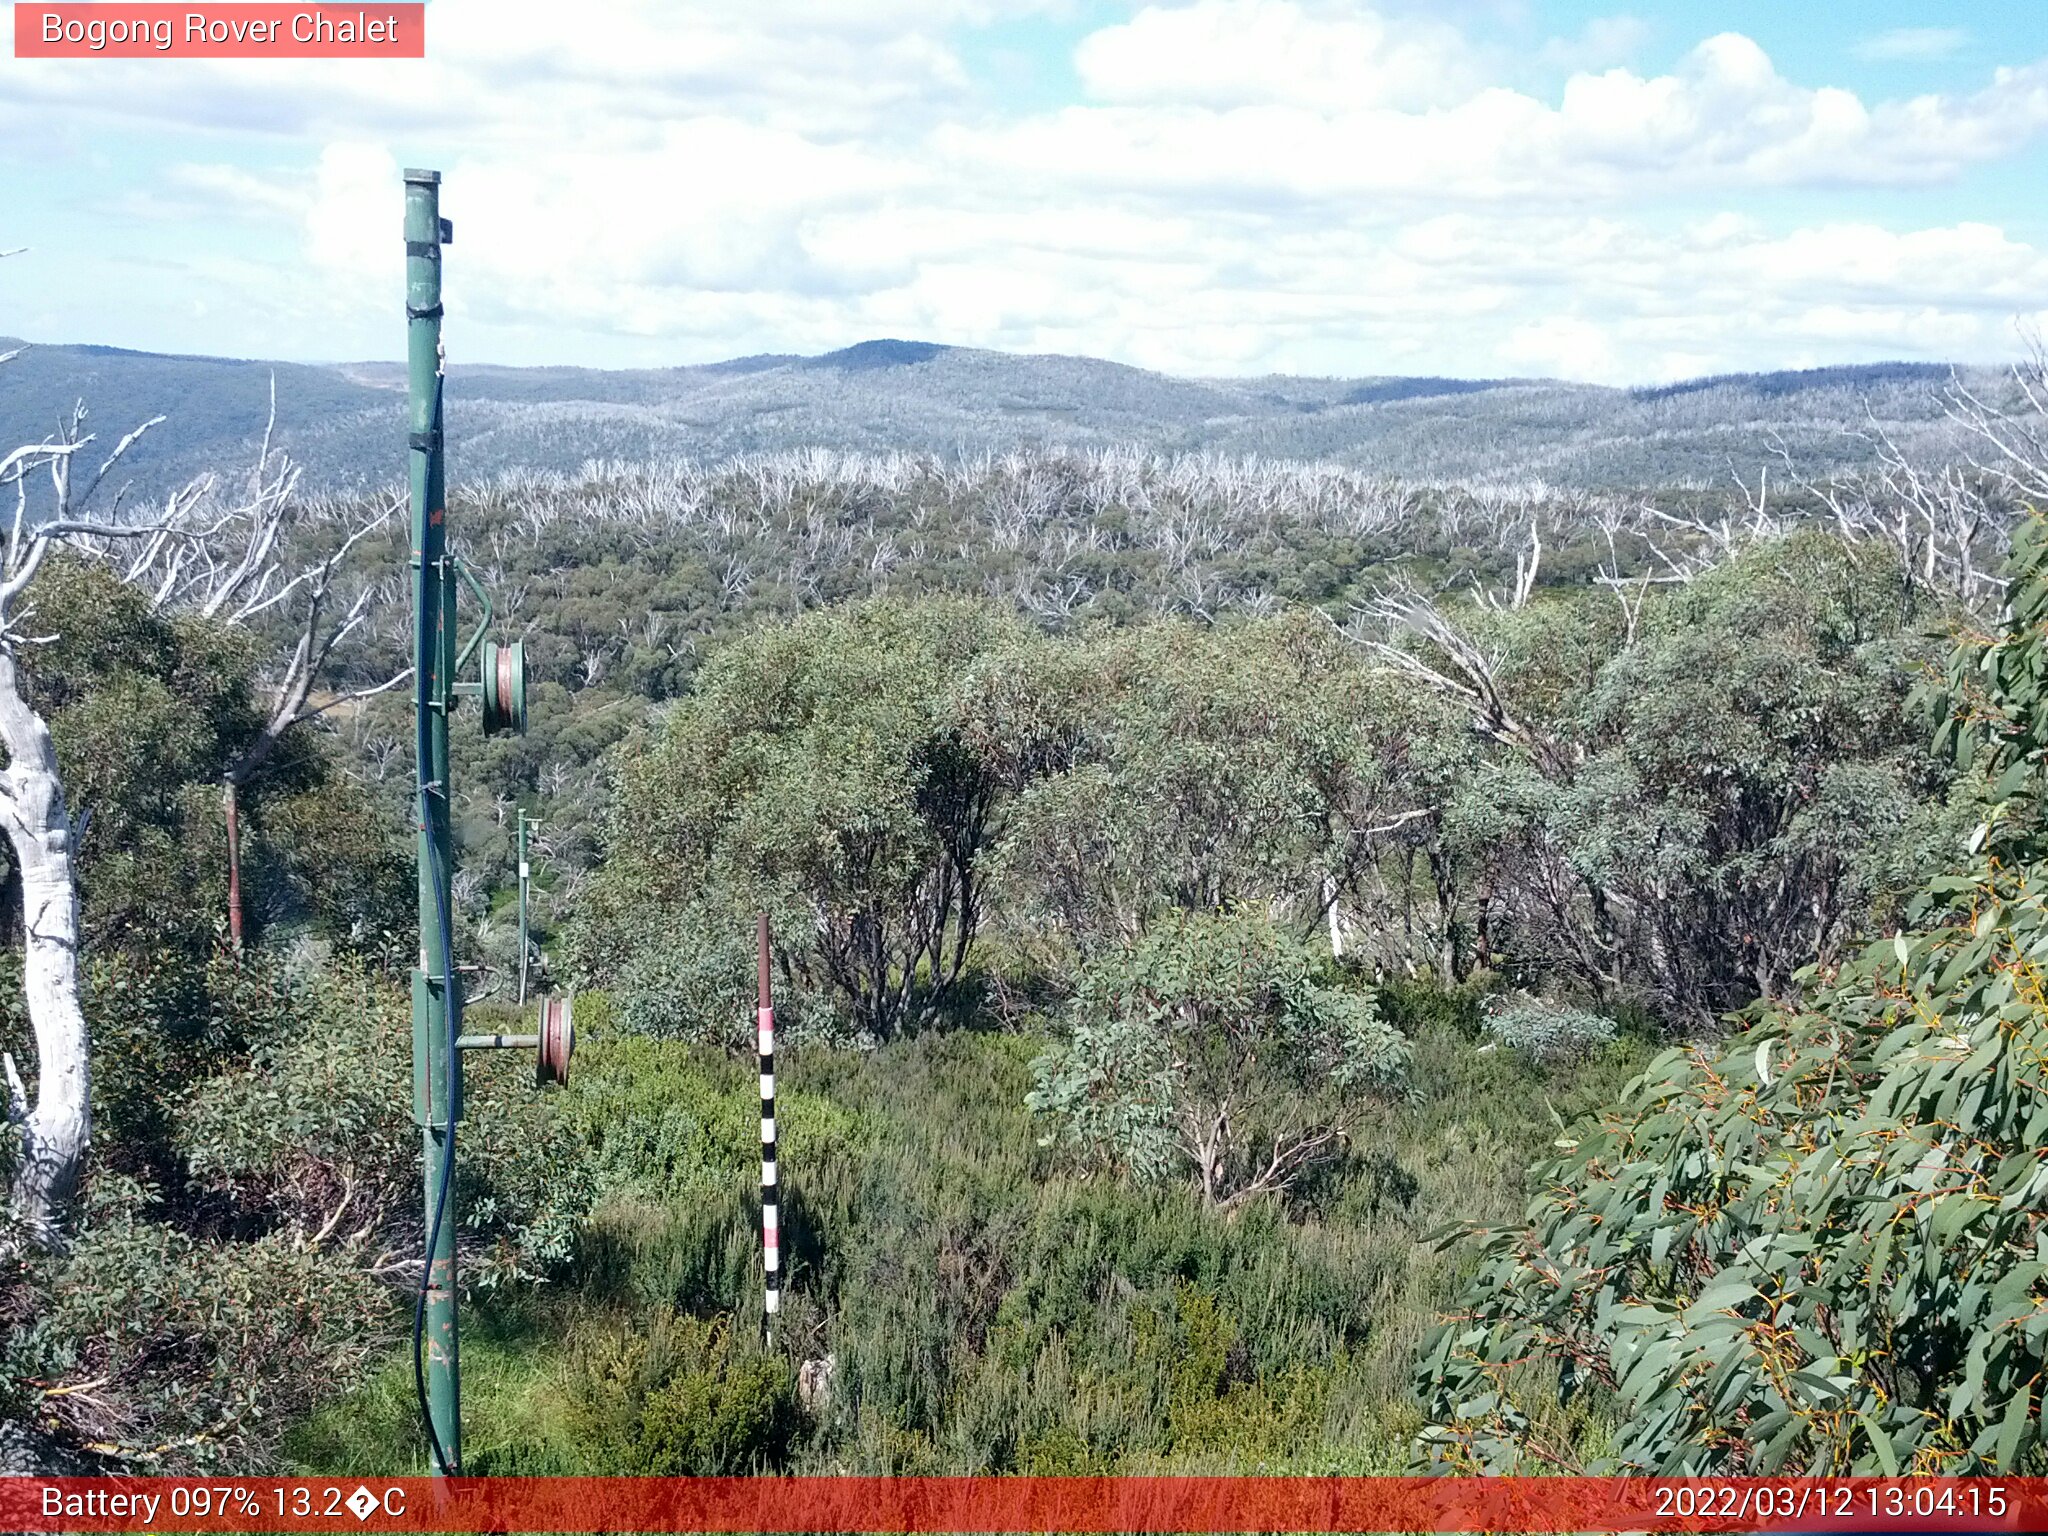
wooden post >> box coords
[223,780,243,948]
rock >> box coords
[797,1353,837,1417]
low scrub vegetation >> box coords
[290,1007,1638,1474]
[9,366,2048,1476]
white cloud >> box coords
[1855,27,1970,64]
[951,29,2048,204]
[1075,0,1479,111]
[0,0,1024,142]
[1498,316,1623,383]
[8,0,2048,384]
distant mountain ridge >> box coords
[0,334,1990,498]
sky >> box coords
[2,0,2046,384]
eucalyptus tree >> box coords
[1417,513,2048,1476]
[1027,909,1406,1208]
[0,392,181,1243]
[1365,531,1956,1021]
[576,595,1031,1041]
[974,612,1454,972]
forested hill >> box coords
[0,332,1977,497]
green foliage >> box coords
[573,535,1948,1052]
[0,559,413,1470]
[5,960,598,1470]
[8,401,2008,1483]
[20,561,251,958]
[558,1034,867,1212]
[978,614,1449,969]
[576,597,1030,1041]
[1481,996,1617,1065]
[1927,513,2048,858]
[176,963,413,1239]
[1028,910,1406,1205]
[1441,533,1959,1018]
[302,1008,1633,1476]
[3,1175,389,1468]
[1416,515,2048,1475]
[6,558,406,962]
[562,1311,798,1474]
[178,968,594,1292]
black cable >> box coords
[413,768,461,1476]
[412,354,460,1473]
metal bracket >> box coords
[451,556,494,676]
[410,969,464,1128]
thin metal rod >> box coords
[455,1033,539,1051]
[758,912,779,1329]
[516,813,531,1006]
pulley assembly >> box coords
[480,638,526,736]
[451,560,526,738]
[537,994,574,1086]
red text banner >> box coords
[1,1477,2042,1533]
[13,4,424,58]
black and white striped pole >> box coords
[757,912,780,1332]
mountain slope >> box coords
[0,335,1978,497]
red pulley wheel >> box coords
[478,639,527,736]
[537,994,574,1086]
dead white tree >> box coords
[0,387,186,1246]
[1742,357,2048,612]
[92,379,410,942]
[1474,519,1542,611]
[1945,339,2048,508]
[1354,587,1577,778]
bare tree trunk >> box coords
[0,652,90,1246]
[223,780,243,949]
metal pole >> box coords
[758,913,779,1333]
[516,811,540,1003]
[406,166,461,1476]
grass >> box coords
[286,994,1641,1476]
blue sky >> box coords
[2,0,2045,383]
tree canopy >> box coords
[1416,517,2048,1475]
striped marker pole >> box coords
[757,913,779,1328]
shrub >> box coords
[575,598,1029,1041]
[561,1312,798,1474]
[1415,515,2048,1476]
[1480,996,1616,1065]
[3,1177,388,1470]
[1028,910,1406,1206]
[177,960,593,1290]
[604,891,841,1049]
